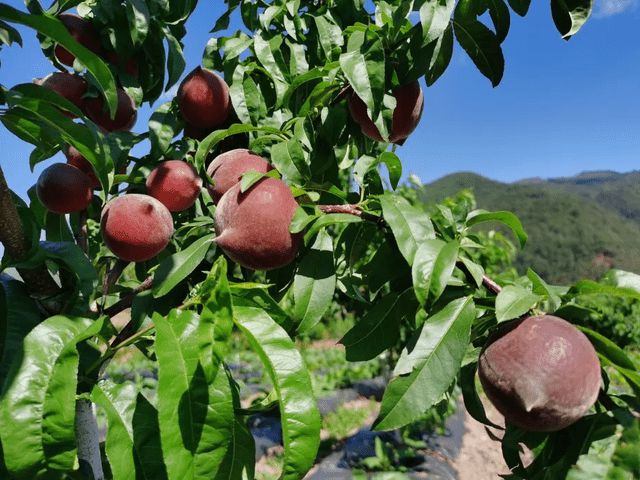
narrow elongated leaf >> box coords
[459,362,502,429]
[420,0,455,43]
[339,29,388,140]
[466,209,527,247]
[314,14,343,59]
[487,0,511,43]
[0,4,117,114]
[40,241,98,302]
[271,138,310,184]
[165,29,186,90]
[374,297,475,430]
[155,310,234,479]
[234,307,321,480]
[412,239,459,306]
[380,193,435,265]
[0,316,98,477]
[294,229,336,333]
[200,258,234,361]
[253,32,289,102]
[507,0,531,16]
[495,285,541,321]
[126,0,150,47]
[304,213,362,240]
[527,268,561,312]
[149,102,181,158]
[92,381,168,480]
[551,0,592,39]
[341,289,418,361]
[426,24,454,86]
[0,276,42,386]
[453,18,504,86]
[152,234,214,298]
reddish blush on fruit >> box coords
[83,87,137,132]
[100,194,174,262]
[215,177,301,270]
[36,163,93,214]
[206,149,272,204]
[54,13,102,66]
[348,81,424,144]
[177,67,230,130]
[478,315,601,432]
[146,160,203,212]
[38,73,87,118]
[64,145,100,189]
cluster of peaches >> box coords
[29,12,606,436]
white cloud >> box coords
[595,0,638,17]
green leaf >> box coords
[339,29,388,140]
[195,124,284,172]
[426,24,454,86]
[487,0,511,43]
[0,19,22,46]
[253,32,289,103]
[155,309,234,479]
[92,381,168,480]
[527,268,561,312]
[313,14,343,59]
[240,168,280,193]
[149,102,181,159]
[551,0,592,39]
[234,307,321,480]
[412,239,459,306]
[164,29,186,90]
[0,316,98,477]
[341,289,418,362]
[200,257,234,362]
[571,280,640,301]
[0,4,117,115]
[126,0,150,47]
[304,213,362,240]
[270,138,310,185]
[507,0,531,16]
[459,256,484,288]
[466,209,527,248]
[374,296,475,430]
[39,241,98,302]
[380,193,435,265]
[152,234,214,298]
[293,229,336,333]
[453,17,504,87]
[44,212,74,242]
[577,327,636,371]
[419,0,455,43]
[495,285,541,322]
[0,276,42,387]
[459,362,502,429]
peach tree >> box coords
[0,0,639,479]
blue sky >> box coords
[1,0,639,202]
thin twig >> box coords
[98,259,128,314]
[100,275,153,319]
[318,204,386,227]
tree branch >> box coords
[75,399,104,480]
[75,209,88,254]
[0,165,60,297]
[318,204,386,226]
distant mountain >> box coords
[419,171,640,284]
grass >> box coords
[323,399,378,440]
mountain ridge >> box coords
[418,170,640,283]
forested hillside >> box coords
[418,171,640,283]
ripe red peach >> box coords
[38,72,87,117]
[83,87,136,132]
[348,81,424,144]
[54,13,102,66]
[478,315,601,432]
[36,163,93,214]
[146,160,203,212]
[64,145,100,189]
[177,67,230,130]
[215,178,300,270]
[100,194,174,262]
[206,149,272,204]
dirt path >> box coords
[453,403,510,480]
